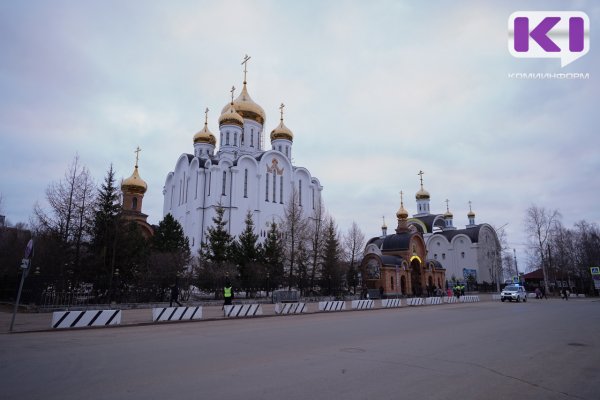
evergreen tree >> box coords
[88,164,120,288]
[321,218,344,296]
[233,211,262,290]
[151,213,191,282]
[199,204,234,264]
[262,219,285,290]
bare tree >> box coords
[524,205,561,294]
[307,196,326,292]
[343,221,365,293]
[281,186,308,290]
[491,223,510,291]
[32,155,96,289]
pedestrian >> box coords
[535,287,541,299]
[561,287,568,300]
[170,283,182,307]
[379,286,384,299]
[224,280,233,306]
[540,285,547,299]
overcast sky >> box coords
[1,0,598,270]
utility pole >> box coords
[513,249,519,282]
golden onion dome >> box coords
[121,166,147,194]
[416,188,430,200]
[270,120,294,142]
[468,210,476,218]
[396,205,409,220]
[219,103,244,127]
[444,210,453,219]
[221,83,265,125]
[193,123,217,146]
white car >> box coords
[500,285,527,302]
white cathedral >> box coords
[163,60,323,255]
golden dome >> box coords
[122,166,147,194]
[193,123,217,146]
[444,210,453,218]
[467,210,476,218]
[219,103,244,127]
[416,188,430,200]
[221,83,265,125]
[270,120,294,142]
[396,205,409,219]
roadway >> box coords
[1,298,598,400]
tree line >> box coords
[0,156,367,304]
[521,205,599,295]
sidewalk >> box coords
[0,293,523,333]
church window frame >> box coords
[234,132,238,146]
[391,276,394,290]
[279,176,283,204]
[461,252,465,259]
[244,169,248,198]
[226,132,230,145]
[442,253,446,260]
[272,173,277,203]
[221,171,227,196]
[265,172,270,201]
[250,129,254,147]
[132,197,138,210]
[208,171,212,196]
[299,180,303,207]
[241,133,244,145]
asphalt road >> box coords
[1,299,598,400]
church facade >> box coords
[405,172,502,285]
[163,60,322,255]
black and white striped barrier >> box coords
[275,302,307,314]
[407,298,424,306]
[425,297,442,305]
[569,293,585,298]
[51,310,121,329]
[445,297,460,304]
[152,306,202,322]
[381,298,402,308]
[351,300,374,310]
[318,301,345,312]
[460,295,480,303]
[527,293,537,298]
[224,304,263,317]
[492,294,502,300]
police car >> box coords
[500,284,527,302]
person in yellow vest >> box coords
[223,280,233,306]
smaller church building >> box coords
[360,194,446,297]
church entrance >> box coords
[411,259,422,296]
[401,276,406,296]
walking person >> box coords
[170,283,182,307]
[535,287,541,299]
[540,285,548,299]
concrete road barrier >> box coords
[492,294,502,300]
[407,298,424,306]
[224,304,263,317]
[51,310,121,329]
[425,297,442,305]
[445,297,459,304]
[460,295,480,303]
[318,301,345,312]
[351,300,374,310]
[275,302,307,314]
[381,298,402,308]
[152,306,202,322]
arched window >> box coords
[132,197,138,210]
[265,172,270,201]
[234,132,238,146]
[226,132,230,145]
[221,171,227,195]
[244,169,248,198]
[280,176,283,204]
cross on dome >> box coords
[241,54,251,84]
[134,146,141,168]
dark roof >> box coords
[381,232,413,251]
[435,225,482,243]
[427,259,444,270]
[381,255,404,266]
[523,268,544,280]
[414,214,437,232]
